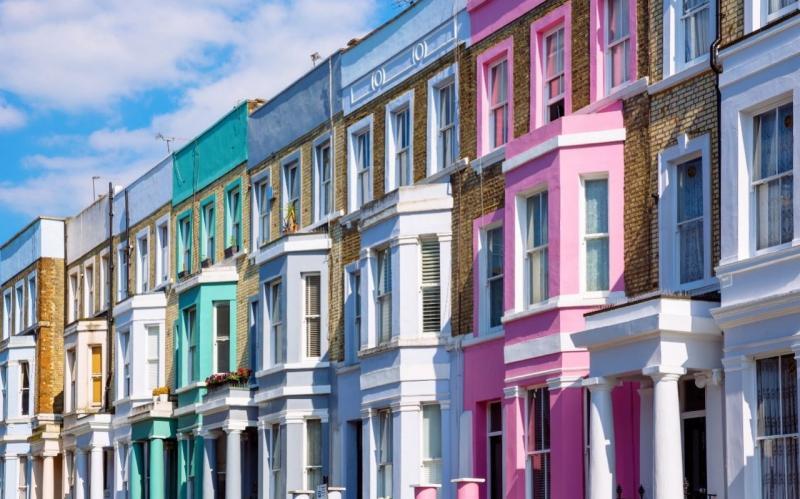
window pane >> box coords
[679,220,704,283]
[585,180,608,234]
[683,1,710,62]
[586,239,609,291]
[608,0,629,41]
[215,303,230,373]
[490,61,507,105]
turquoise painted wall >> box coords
[172,103,248,206]
[175,282,238,396]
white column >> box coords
[644,366,685,499]
[697,369,725,498]
[584,377,616,499]
[61,454,70,499]
[395,403,421,499]
[202,434,217,499]
[226,428,242,499]
[637,383,654,496]
[41,455,54,499]
[259,425,269,499]
[90,446,103,499]
[75,449,87,499]
[362,409,376,499]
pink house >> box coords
[462,0,644,498]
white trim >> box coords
[504,333,583,364]
[251,170,272,252]
[135,226,151,294]
[81,257,94,319]
[154,214,170,287]
[427,64,461,177]
[648,58,709,95]
[502,129,626,172]
[658,133,714,292]
[384,90,415,192]
[347,115,374,213]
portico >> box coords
[573,295,725,499]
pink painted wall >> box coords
[475,37,514,158]
[529,3,573,129]
[468,0,547,44]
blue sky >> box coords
[0,0,401,242]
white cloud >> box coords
[0,99,25,130]
[0,0,383,221]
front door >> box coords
[682,379,708,498]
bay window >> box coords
[377,248,392,343]
[526,192,549,305]
[544,27,566,122]
[606,0,630,91]
[377,409,393,499]
[304,274,321,358]
[753,102,794,250]
[420,239,441,334]
[584,178,609,292]
[268,280,285,365]
[305,419,323,489]
[528,387,551,499]
[489,59,509,149]
[756,354,798,496]
[422,404,442,484]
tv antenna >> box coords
[156,133,180,153]
[311,52,322,66]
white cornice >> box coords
[502,129,626,173]
[172,266,238,295]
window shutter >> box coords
[305,275,321,357]
[147,328,159,389]
[420,240,441,333]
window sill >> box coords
[717,240,800,276]
[303,210,344,233]
[577,77,648,115]
[503,292,626,323]
[255,360,330,378]
[648,59,710,95]
[174,381,207,395]
[470,146,506,173]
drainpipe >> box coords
[104,182,116,413]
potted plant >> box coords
[205,367,252,389]
[152,386,170,403]
[224,236,239,258]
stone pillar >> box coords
[202,434,217,499]
[41,455,54,499]
[131,443,144,499]
[451,479,483,499]
[584,377,616,499]
[149,438,165,499]
[637,383,654,496]
[75,449,87,499]
[644,366,685,499]
[226,428,242,499]
[412,484,441,499]
[90,446,104,499]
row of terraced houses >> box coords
[1,0,799,497]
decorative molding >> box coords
[344,20,460,114]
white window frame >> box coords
[579,175,611,296]
[347,115,374,213]
[514,189,549,310]
[376,246,393,344]
[266,279,285,367]
[658,133,713,292]
[19,360,30,416]
[155,215,170,287]
[526,386,551,499]
[83,260,95,318]
[67,349,76,412]
[748,99,796,255]
[120,329,131,398]
[99,250,110,311]
[604,0,632,94]
[281,150,302,228]
[746,0,800,31]
[117,242,129,302]
[26,272,36,328]
[212,301,230,374]
[304,418,323,489]
[479,223,504,335]
[303,273,322,359]
[419,237,442,334]
[270,423,283,499]
[427,64,460,176]
[184,307,197,383]
[377,409,393,499]
[0,365,6,419]
[663,0,715,77]
[136,228,150,294]
[178,215,192,275]
[13,281,23,334]
[385,91,415,191]
[201,201,215,264]
[2,290,11,338]
[251,170,272,250]
[313,133,334,223]
[68,271,80,322]
[488,58,510,150]
[420,403,442,485]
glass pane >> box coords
[679,220,704,283]
[608,0,629,41]
[490,61,507,105]
[609,40,629,88]
[778,103,794,174]
[531,452,551,499]
[489,402,502,433]
[756,109,778,180]
[586,238,609,291]
[527,193,549,249]
[758,357,782,437]
[761,438,800,498]
[782,354,798,434]
[422,405,442,459]
[677,159,703,223]
[488,228,504,277]
[585,179,608,234]
[528,249,549,303]
[215,303,230,373]
[684,6,710,62]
